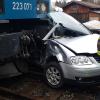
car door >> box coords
[0,32,21,59]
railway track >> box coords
[0,73,99,100]
[0,86,52,100]
[0,74,52,100]
[0,86,33,100]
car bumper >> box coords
[64,77,100,86]
[59,62,100,84]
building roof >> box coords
[83,20,100,30]
[56,1,100,9]
[91,11,100,14]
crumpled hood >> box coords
[54,34,100,54]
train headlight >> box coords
[37,3,47,13]
[41,3,46,12]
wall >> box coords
[63,4,90,22]
[89,12,100,20]
[63,4,89,14]
[63,3,100,22]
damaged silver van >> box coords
[2,11,100,88]
[35,12,100,88]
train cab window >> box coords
[0,0,4,14]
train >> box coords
[0,0,50,78]
[0,0,50,19]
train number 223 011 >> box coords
[12,2,32,11]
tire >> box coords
[44,61,64,88]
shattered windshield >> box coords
[54,25,88,37]
[49,12,91,35]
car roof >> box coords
[47,12,82,30]
[47,12,91,35]
[48,12,74,24]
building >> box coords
[56,1,100,22]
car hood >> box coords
[54,34,100,54]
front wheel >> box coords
[44,62,64,88]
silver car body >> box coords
[43,12,100,82]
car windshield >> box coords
[48,12,92,36]
[53,25,88,37]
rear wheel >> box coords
[44,62,64,88]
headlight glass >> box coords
[37,1,49,14]
[70,56,92,65]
